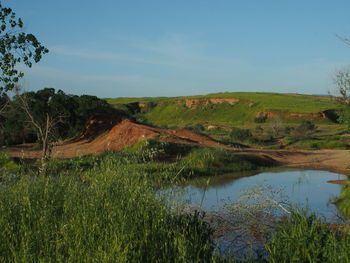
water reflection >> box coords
[176,169,347,222]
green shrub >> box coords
[0,153,19,177]
[230,127,252,142]
[254,125,264,135]
[299,120,316,132]
[291,120,317,140]
[126,139,193,161]
[265,211,350,262]
[188,123,205,133]
[254,116,267,123]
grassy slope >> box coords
[107,92,340,127]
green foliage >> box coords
[0,3,48,92]
[337,184,350,217]
[188,123,206,134]
[254,115,267,123]
[0,152,19,176]
[334,69,350,105]
[126,139,193,161]
[337,106,350,131]
[230,127,252,142]
[290,120,317,140]
[333,68,350,130]
[0,97,34,145]
[299,120,316,132]
[265,211,350,262]
[0,88,124,146]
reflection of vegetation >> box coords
[209,184,291,257]
[293,171,310,188]
[187,170,258,189]
[181,147,274,176]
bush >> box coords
[230,127,252,142]
[188,123,205,134]
[126,139,193,161]
[283,126,293,135]
[254,115,267,123]
[0,153,19,177]
[291,120,317,140]
[254,125,264,135]
[299,120,316,132]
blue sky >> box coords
[5,0,350,97]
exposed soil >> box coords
[239,148,350,174]
[3,119,350,174]
[255,111,327,120]
[4,120,230,159]
[178,98,240,109]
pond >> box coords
[169,169,348,222]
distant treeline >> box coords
[0,88,125,146]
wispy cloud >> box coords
[50,45,177,67]
[134,33,204,59]
[50,33,245,72]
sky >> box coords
[4,0,350,98]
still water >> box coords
[170,169,347,222]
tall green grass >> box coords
[0,168,215,262]
[337,184,350,218]
[265,211,350,263]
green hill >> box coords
[107,92,340,128]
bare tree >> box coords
[17,88,64,175]
[0,96,8,115]
[333,68,350,105]
[270,117,283,138]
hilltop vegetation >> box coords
[107,92,349,150]
[107,92,340,127]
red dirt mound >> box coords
[4,121,350,174]
[6,120,229,158]
[82,120,230,155]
